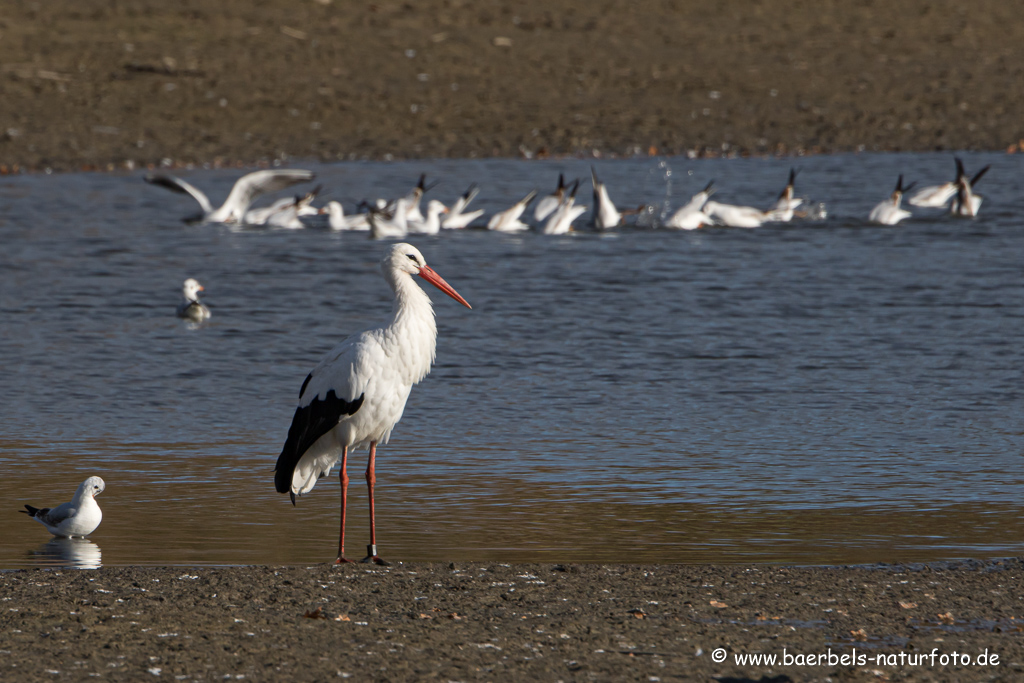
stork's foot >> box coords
[361,544,390,566]
[334,556,357,565]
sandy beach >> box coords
[2,560,1022,682]
[2,0,1023,172]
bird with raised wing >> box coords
[487,190,537,232]
[908,160,959,209]
[442,184,485,229]
[274,243,472,564]
[769,169,803,221]
[950,157,989,217]
[144,169,315,224]
[541,180,586,235]
[21,477,105,538]
[176,278,211,322]
[534,173,568,222]
[245,186,321,229]
[590,166,623,229]
[368,201,411,239]
[665,181,714,229]
[869,175,914,225]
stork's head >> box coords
[383,243,471,309]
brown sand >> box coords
[2,561,1022,682]
[2,0,1023,172]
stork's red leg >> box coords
[363,441,389,565]
[335,446,355,564]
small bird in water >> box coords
[869,175,915,225]
[487,190,537,232]
[950,157,989,218]
[177,278,211,322]
[21,476,105,538]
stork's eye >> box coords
[406,254,418,263]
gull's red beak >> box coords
[417,265,471,309]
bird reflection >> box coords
[31,538,102,569]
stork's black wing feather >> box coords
[274,391,364,493]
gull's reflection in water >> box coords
[31,538,102,569]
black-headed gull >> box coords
[869,175,914,225]
[950,158,989,217]
[540,180,586,235]
[407,199,449,235]
[442,184,484,229]
[321,201,371,231]
[387,174,438,224]
[590,166,623,229]
[534,173,568,222]
[21,476,105,538]
[665,181,714,230]
[245,186,321,229]
[487,190,537,232]
[145,169,315,224]
[908,160,958,209]
[769,169,803,221]
[368,201,410,239]
[702,200,776,228]
[177,278,211,321]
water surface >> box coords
[2,153,1023,568]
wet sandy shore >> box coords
[2,1,1023,172]
[2,560,1021,681]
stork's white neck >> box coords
[381,268,438,385]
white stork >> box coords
[274,243,471,564]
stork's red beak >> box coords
[417,265,471,309]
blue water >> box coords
[2,152,1023,568]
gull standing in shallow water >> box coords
[869,175,914,225]
[144,169,315,224]
[21,477,105,538]
[274,243,471,564]
[176,278,211,322]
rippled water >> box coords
[2,152,1023,569]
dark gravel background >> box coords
[1,0,1023,171]
[2,560,1021,681]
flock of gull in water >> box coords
[19,155,992,566]
[149,155,990,320]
